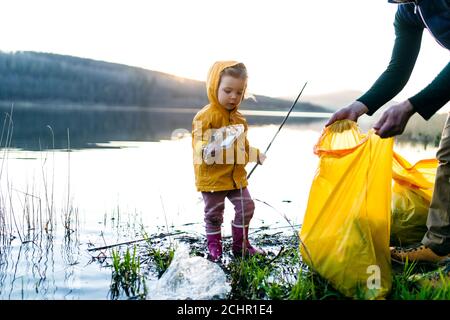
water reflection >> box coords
[1,104,326,151]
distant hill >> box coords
[302,90,365,111]
[302,89,410,114]
[303,88,450,116]
[0,51,330,113]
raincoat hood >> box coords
[206,61,247,113]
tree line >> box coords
[0,51,327,111]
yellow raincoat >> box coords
[192,61,259,192]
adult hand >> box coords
[373,100,415,138]
[325,101,369,127]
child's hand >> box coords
[258,152,266,165]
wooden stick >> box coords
[267,245,285,265]
[247,82,308,179]
[87,231,185,252]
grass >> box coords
[228,254,272,299]
[107,234,177,299]
[107,231,449,300]
[388,261,450,300]
[227,248,449,300]
[109,245,147,299]
[0,108,79,248]
[226,244,345,300]
[142,229,176,277]
[147,246,175,277]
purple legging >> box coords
[202,188,255,233]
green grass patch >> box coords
[388,261,450,300]
[109,245,147,299]
[148,246,175,277]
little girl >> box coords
[192,61,266,261]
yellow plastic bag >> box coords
[300,120,392,299]
[391,153,438,246]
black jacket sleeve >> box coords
[409,61,450,120]
[357,9,424,116]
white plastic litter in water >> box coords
[146,245,230,300]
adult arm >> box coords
[326,9,424,126]
[357,10,424,115]
[408,62,450,120]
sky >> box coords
[0,0,448,106]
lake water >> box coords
[0,105,438,299]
